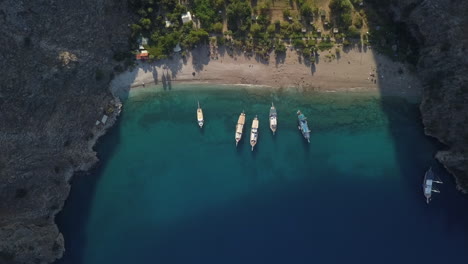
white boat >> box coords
[269,103,277,135]
[197,101,204,128]
[235,111,246,146]
[250,116,259,151]
[423,167,443,204]
[297,110,310,143]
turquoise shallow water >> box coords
[57,85,468,264]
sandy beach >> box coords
[110,45,422,98]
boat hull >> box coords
[250,117,259,151]
[269,104,277,135]
[297,110,310,143]
[235,112,246,146]
[197,104,204,128]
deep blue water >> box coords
[56,86,468,264]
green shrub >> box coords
[250,23,263,37]
[275,42,287,55]
[212,22,223,33]
[354,17,363,28]
[318,41,334,51]
[139,18,151,30]
[293,38,305,48]
[347,25,361,38]
[283,9,291,20]
[301,5,313,17]
[267,24,276,35]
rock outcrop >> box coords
[0,0,130,263]
[390,0,468,191]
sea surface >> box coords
[57,85,468,264]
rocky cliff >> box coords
[388,0,468,190]
[0,0,130,263]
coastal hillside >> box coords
[383,0,468,191]
[0,0,130,263]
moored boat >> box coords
[423,167,442,204]
[235,111,246,146]
[250,115,259,151]
[269,103,277,135]
[297,110,310,143]
[197,101,204,128]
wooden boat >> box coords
[269,102,277,135]
[197,101,204,128]
[297,110,310,143]
[235,111,246,146]
[250,115,259,151]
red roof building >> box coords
[136,52,149,60]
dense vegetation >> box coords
[125,0,373,62]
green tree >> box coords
[301,5,313,17]
[302,48,312,57]
[347,25,361,38]
[293,38,305,48]
[250,23,262,37]
[131,24,142,36]
[267,24,276,35]
[212,22,224,33]
[275,42,286,55]
[329,0,353,12]
[183,29,209,48]
[291,21,302,33]
[195,0,218,29]
[340,13,352,27]
[283,9,291,20]
[226,0,252,34]
[354,17,363,28]
[214,0,224,10]
[139,18,151,30]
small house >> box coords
[181,11,192,24]
[301,28,307,33]
[333,28,339,34]
[136,50,149,60]
[165,20,172,28]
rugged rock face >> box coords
[391,0,468,191]
[0,0,130,263]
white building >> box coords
[173,43,181,53]
[181,12,192,24]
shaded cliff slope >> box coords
[390,0,468,190]
[0,0,130,263]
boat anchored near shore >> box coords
[235,111,246,146]
[423,167,443,204]
[297,110,310,143]
[197,101,204,128]
[269,103,277,135]
[250,115,259,151]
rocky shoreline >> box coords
[388,0,468,191]
[0,0,131,263]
